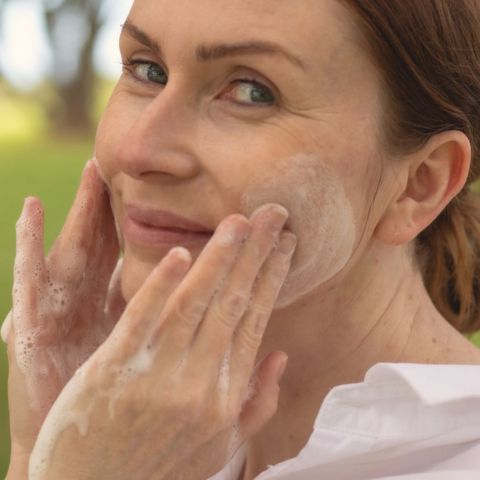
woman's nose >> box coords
[116,90,201,180]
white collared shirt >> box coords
[209,363,480,480]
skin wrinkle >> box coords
[332,277,408,369]
[393,306,419,363]
[83,1,480,478]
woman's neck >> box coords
[242,241,480,480]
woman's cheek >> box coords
[120,153,359,307]
[241,152,358,309]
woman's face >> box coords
[95,0,387,307]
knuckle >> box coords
[271,258,291,278]
[246,242,265,262]
[251,299,273,318]
[174,296,207,327]
[261,396,280,423]
[217,290,249,320]
[238,324,262,350]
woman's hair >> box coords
[341,0,480,333]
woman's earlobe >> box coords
[373,198,420,246]
[374,131,471,246]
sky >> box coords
[0,0,133,90]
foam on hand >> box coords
[1,311,12,343]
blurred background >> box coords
[0,0,132,474]
[0,0,480,477]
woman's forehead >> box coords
[127,0,360,67]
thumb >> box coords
[238,351,288,439]
[104,258,126,326]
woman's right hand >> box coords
[3,160,125,469]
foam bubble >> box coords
[217,344,231,396]
[29,326,166,477]
[29,364,95,479]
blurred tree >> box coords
[43,0,104,136]
[0,0,108,136]
[0,0,6,80]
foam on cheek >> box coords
[241,153,356,308]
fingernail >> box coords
[278,232,297,255]
[249,204,289,223]
[276,355,288,383]
[23,196,35,208]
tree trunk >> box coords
[44,0,103,137]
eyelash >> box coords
[121,59,276,108]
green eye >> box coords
[122,60,276,107]
[132,62,167,84]
[229,80,275,106]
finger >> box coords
[108,247,192,359]
[104,258,126,327]
[47,160,104,283]
[190,204,288,377]
[87,186,121,300]
[230,231,296,398]
[1,310,12,344]
[13,197,46,332]
[149,216,250,354]
[237,351,288,439]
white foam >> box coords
[28,320,166,478]
[225,422,244,464]
[241,152,357,309]
[1,310,12,343]
[29,364,95,480]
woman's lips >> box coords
[123,204,214,246]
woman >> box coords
[4,0,480,478]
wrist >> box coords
[6,461,29,480]
[7,445,31,480]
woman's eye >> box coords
[123,60,275,107]
[226,80,276,107]
[123,61,167,85]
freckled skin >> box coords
[94,0,383,305]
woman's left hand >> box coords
[3,160,124,473]
[29,205,296,480]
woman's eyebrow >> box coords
[121,20,307,72]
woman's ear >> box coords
[374,131,471,245]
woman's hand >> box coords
[3,161,124,469]
[29,202,296,480]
